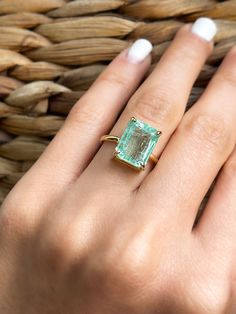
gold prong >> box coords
[140,163,145,170]
[113,150,120,157]
[131,117,137,122]
[157,131,162,135]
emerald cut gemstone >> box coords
[114,117,161,170]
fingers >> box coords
[192,147,236,313]
[87,18,216,190]
[141,46,236,233]
[2,43,151,212]
[194,147,236,263]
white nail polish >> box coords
[191,17,217,42]
[127,39,153,64]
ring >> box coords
[100,117,162,171]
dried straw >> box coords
[0,156,21,175]
[186,0,236,21]
[0,77,23,98]
[128,20,183,44]
[121,0,215,19]
[0,136,48,161]
[47,0,125,18]
[0,49,31,72]
[35,15,139,42]
[9,62,68,82]
[0,13,52,28]
[57,64,106,90]
[0,26,51,52]
[26,38,128,65]
[5,81,70,107]
[1,114,64,136]
[0,0,66,14]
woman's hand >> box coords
[1,17,236,313]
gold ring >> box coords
[100,117,162,171]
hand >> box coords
[1,17,236,314]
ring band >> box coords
[100,117,162,171]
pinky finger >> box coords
[194,146,236,265]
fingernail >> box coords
[127,39,153,64]
[191,17,217,42]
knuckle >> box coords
[41,212,95,272]
[175,43,200,63]
[181,113,232,151]
[66,96,102,129]
[130,89,177,125]
[98,70,131,90]
[41,230,80,272]
[0,204,34,239]
[102,236,153,294]
[118,249,149,284]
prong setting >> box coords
[140,163,145,170]
[114,117,161,170]
[113,150,120,157]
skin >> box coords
[0,23,236,313]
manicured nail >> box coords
[191,17,217,42]
[127,39,153,64]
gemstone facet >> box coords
[114,117,161,170]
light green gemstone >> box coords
[114,117,161,170]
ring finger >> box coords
[140,45,236,233]
[83,18,217,190]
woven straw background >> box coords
[0,0,236,206]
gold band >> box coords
[100,135,158,164]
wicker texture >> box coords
[0,0,236,204]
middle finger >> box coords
[84,18,217,191]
